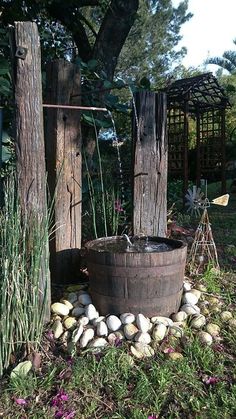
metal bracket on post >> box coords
[15,46,28,60]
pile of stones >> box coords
[50,280,235,359]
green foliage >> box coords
[0,175,50,377]
[116,0,192,86]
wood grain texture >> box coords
[45,59,82,283]
[13,21,50,320]
[132,91,168,237]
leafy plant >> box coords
[0,175,50,377]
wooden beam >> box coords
[132,91,168,237]
[45,59,82,284]
[13,21,50,320]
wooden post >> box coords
[45,59,82,284]
[13,22,50,319]
[132,91,168,237]
[183,95,189,194]
[196,110,201,187]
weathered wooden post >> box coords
[132,91,168,237]
[45,59,82,284]
[12,21,50,319]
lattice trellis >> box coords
[165,73,230,193]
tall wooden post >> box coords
[221,107,226,194]
[13,22,50,319]
[45,59,82,284]
[132,91,168,237]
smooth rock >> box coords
[51,314,62,322]
[51,302,70,317]
[198,331,213,346]
[64,317,77,330]
[71,324,83,343]
[124,323,139,340]
[168,352,184,360]
[220,311,233,322]
[72,306,85,317]
[93,316,105,326]
[107,331,125,345]
[172,311,187,322]
[190,314,206,329]
[106,315,122,332]
[201,307,210,316]
[79,328,95,348]
[134,332,151,344]
[97,321,108,337]
[130,345,144,359]
[52,320,64,339]
[67,292,78,304]
[182,292,199,305]
[151,316,173,326]
[190,289,202,300]
[120,313,135,325]
[78,293,92,306]
[85,304,98,321]
[169,325,183,338]
[78,316,89,326]
[89,338,108,348]
[60,299,74,310]
[206,323,220,336]
[183,281,192,292]
[136,313,150,333]
[228,318,236,328]
[152,323,167,341]
[180,304,200,315]
[134,342,154,357]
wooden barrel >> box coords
[86,236,187,317]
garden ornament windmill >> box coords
[185,181,229,275]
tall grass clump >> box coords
[0,175,50,377]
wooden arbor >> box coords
[165,73,231,193]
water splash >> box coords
[107,110,128,231]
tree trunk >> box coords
[45,59,82,284]
[13,21,50,320]
[132,91,168,237]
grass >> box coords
[0,179,236,418]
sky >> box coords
[172,0,236,71]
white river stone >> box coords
[183,281,192,292]
[190,314,206,329]
[182,292,199,305]
[120,313,135,325]
[136,313,150,333]
[89,338,108,348]
[60,299,74,310]
[51,302,70,317]
[106,315,122,331]
[151,316,173,326]
[134,342,154,357]
[206,323,220,336]
[78,316,89,326]
[134,332,151,344]
[172,311,187,322]
[180,304,200,315]
[190,289,202,300]
[97,321,108,337]
[169,325,183,338]
[78,293,92,306]
[220,311,233,322]
[79,328,95,348]
[93,316,106,326]
[64,317,77,330]
[52,320,64,339]
[198,331,213,346]
[72,306,85,317]
[71,324,83,343]
[85,304,98,321]
[124,323,139,340]
[152,323,167,341]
